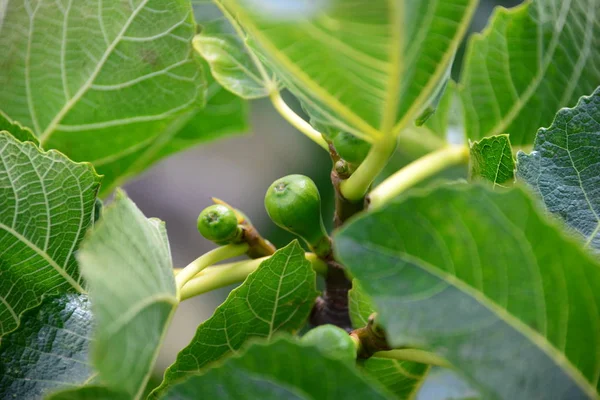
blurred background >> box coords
[120,0,522,378]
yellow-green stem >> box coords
[179,253,327,301]
[340,135,397,201]
[175,244,249,292]
[270,91,329,151]
[369,145,469,209]
[373,349,451,368]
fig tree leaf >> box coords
[0,132,100,337]
[192,0,279,99]
[0,0,205,192]
[348,279,375,329]
[469,134,515,187]
[517,87,600,251]
[0,112,38,144]
[221,0,477,139]
[460,1,600,145]
[75,191,178,399]
[160,337,391,400]
[360,357,429,400]
[0,294,93,399]
[336,183,600,399]
[153,241,318,397]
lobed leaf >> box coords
[469,134,515,187]
[336,183,600,399]
[518,87,600,251]
[0,0,205,192]
[0,132,100,337]
[75,191,178,399]
[0,294,93,399]
[460,0,600,145]
[159,337,391,399]
[221,0,477,140]
[153,241,318,396]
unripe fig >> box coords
[333,131,371,164]
[302,325,357,364]
[264,174,330,256]
[197,204,240,243]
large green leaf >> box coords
[460,1,600,145]
[469,134,515,187]
[160,337,391,399]
[153,241,318,397]
[75,191,178,399]
[0,132,100,337]
[0,0,205,190]
[0,294,93,399]
[193,0,279,99]
[221,0,477,140]
[336,184,600,399]
[517,87,600,251]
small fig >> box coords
[264,174,330,257]
[302,325,357,364]
[333,132,371,164]
[197,204,240,243]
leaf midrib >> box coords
[39,0,150,143]
[0,221,84,293]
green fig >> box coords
[197,204,241,243]
[264,174,331,257]
[333,131,371,164]
[302,325,357,364]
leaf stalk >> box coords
[269,91,329,151]
[368,145,469,209]
[175,244,249,292]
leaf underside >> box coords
[0,0,205,191]
[336,183,600,399]
[0,132,100,337]
[0,293,93,399]
[222,0,477,140]
[517,87,600,251]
